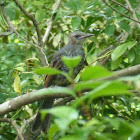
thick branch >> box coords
[104,64,140,80]
[0,88,70,116]
[102,0,140,24]
[1,64,140,116]
[42,0,61,46]
[13,0,42,46]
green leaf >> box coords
[74,81,131,106]
[5,6,16,20]
[41,106,78,130]
[128,49,135,63]
[127,41,137,50]
[59,135,84,140]
[81,66,112,81]
[35,9,46,23]
[64,0,81,12]
[14,75,21,94]
[71,17,82,29]
[74,81,104,92]
[105,24,115,36]
[118,120,134,137]
[118,21,130,32]
[48,124,59,140]
[34,66,61,75]
[88,81,131,100]
[33,1,44,6]
[62,56,81,70]
[112,41,137,61]
[111,43,127,61]
[111,57,122,70]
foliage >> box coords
[0,0,140,139]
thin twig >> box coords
[13,0,42,46]
[15,31,40,48]
[13,0,49,66]
[0,118,24,140]
[0,4,39,48]
[124,0,140,28]
[109,0,133,14]
[0,4,14,37]
[18,115,36,137]
[42,0,61,46]
[102,0,140,24]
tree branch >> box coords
[109,0,133,14]
[0,118,24,140]
[0,88,71,116]
[0,4,39,48]
[15,115,36,140]
[1,64,140,116]
[102,0,140,24]
[42,0,61,46]
[13,0,42,46]
[124,0,140,28]
[13,0,49,66]
[0,4,15,37]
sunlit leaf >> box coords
[34,67,62,75]
[112,41,137,61]
[127,41,137,50]
[14,75,21,94]
[62,56,81,70]
[81,65,112,81]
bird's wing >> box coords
[44,57,63,87]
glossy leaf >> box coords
[62,56,81,70]
[127,41,137,50]
[111,42,128,61]
[34,67,62,75]
[81,65,112,81]
[112,41,137,61]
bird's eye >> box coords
[75,35,80,38]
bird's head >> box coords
[68,31,93,45]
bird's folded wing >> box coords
[44,58,63,87]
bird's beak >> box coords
[79,34,94,39]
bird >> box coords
[32,31,93,133]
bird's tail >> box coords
[32,98,54,132]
